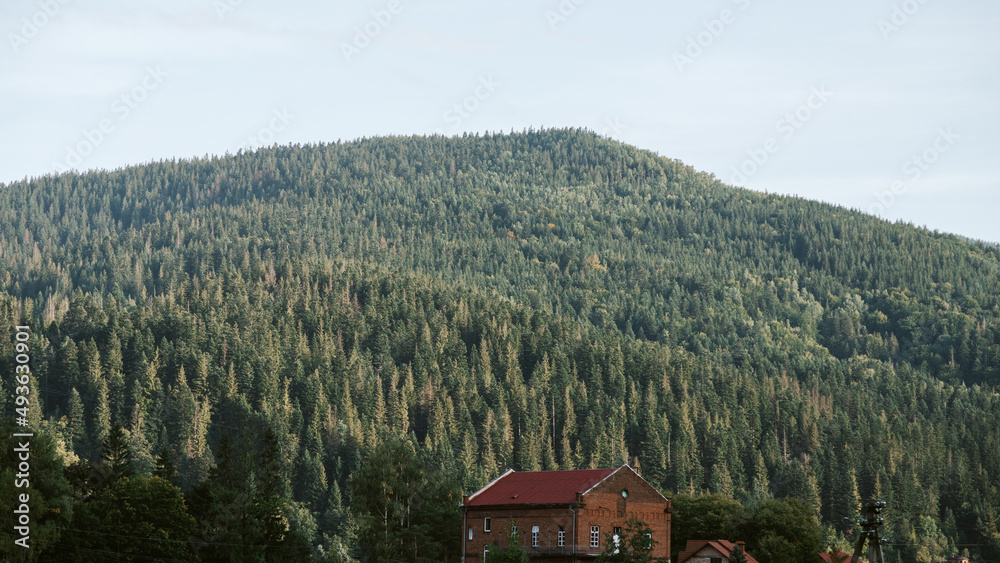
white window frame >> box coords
[468,526,473,541]
[532,526,539,547]
[484,517,491,532]
[558,530,565,547]
[591,525,600,548]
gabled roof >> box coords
[463,467,619,506]
[677,540,759,563]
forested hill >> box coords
[1,129,998,562]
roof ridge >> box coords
[581,464,627,495]
[463,466,622,506]
[465,468,514,504]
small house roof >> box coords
[677,539,759,563]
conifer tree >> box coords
[91,377,112,449]
[153,448,176,483]
[101,423,135,483]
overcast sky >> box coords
[2,0,998,242]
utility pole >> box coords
[850,500,886,563]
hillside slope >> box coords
[1,129,998,561]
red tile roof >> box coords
[677,540,759,563]
[464,467,618,506]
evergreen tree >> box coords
[101,423,134,483]
[153,448,176,483]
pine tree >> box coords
[66,387,86,451]
[91,377,112,450]
[751,451,770,500]
[101,423,135,483]
[153,448,176,483]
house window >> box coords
[510,525,518,542]
[591,526,600,548]
[613,527,622,554]
[484,546,489,561]
[710,558,723,563]
[645,532,652,549]
[532,526,539,547]
[468,527,473,541]
[484,517,491,532]
[558,530,565,547]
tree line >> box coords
[0,129,997,561]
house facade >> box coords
[461,465,672,562]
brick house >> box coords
[676,540,758,563]
[461,465,672,562]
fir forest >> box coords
[1,129,998,562]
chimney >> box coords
[736,541,745,553]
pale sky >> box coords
[3,0,998,242]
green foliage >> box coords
[484,521,529,563]
[62,475,197,561]
[730,498,824,563]
[100,423,134,484]
[596,516,657,563]
[729,546,748,563]
[185,424,311,562]
[671,494,823,563]
[153,448,176,483]
[350,437,461,562]
[670,493,743,561]
[0,420,74,562]
[0,129,998,560]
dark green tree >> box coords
[153,448,176,483]
[596,516,657,563]
[729,498,823,563]
[484,521,529,563]
[100,423,134,483]
[350,437,461,562]
[63,475,197,562]
[0,421,74,562]
[670,493,743,561]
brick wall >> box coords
[681,545,726,563]
[463,505,577,562]
[462,469,671,561]
[577,469,671,560]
